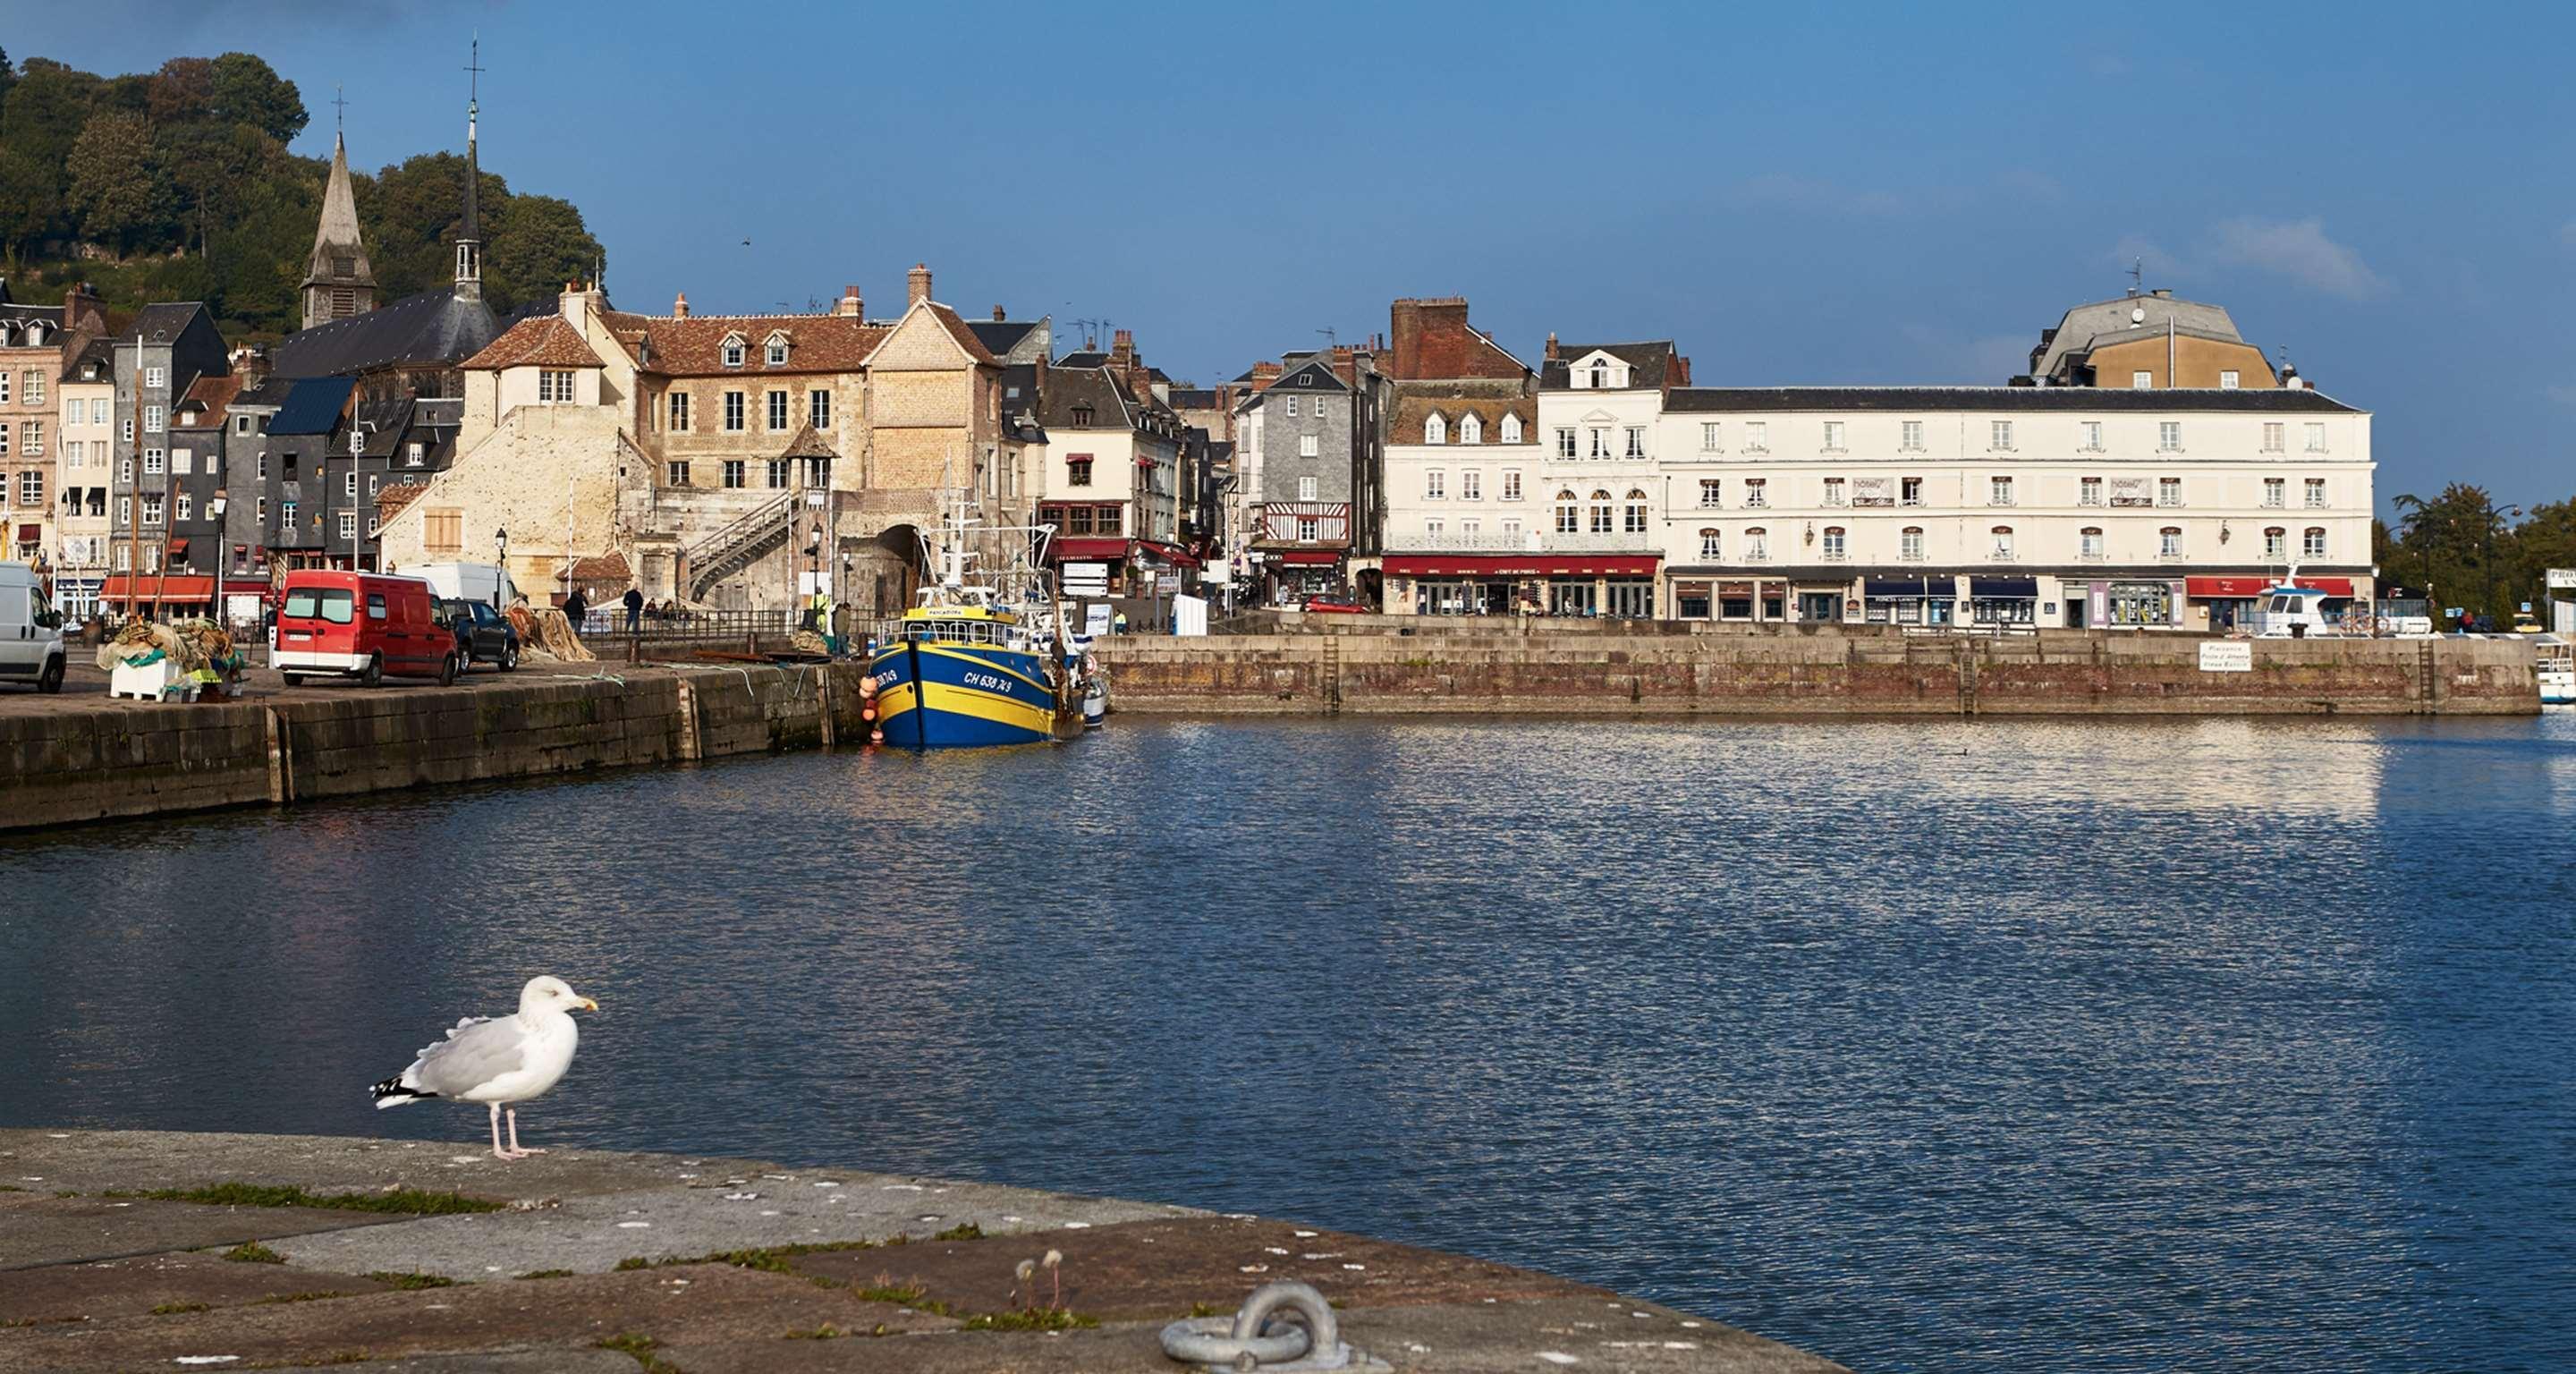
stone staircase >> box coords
[685,492,799,599]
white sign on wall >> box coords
[1085,603,1113,637]
[2199,641,2253,673]
[2546,568,2576,590]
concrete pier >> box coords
[0,1130,1840,1372]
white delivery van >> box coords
[0,562,66,692]
[410,561,521,608]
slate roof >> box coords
[60,335,115,384]
[463,316,606,371]
[231,376,295,411]
[1166,387,1219,411]
[267,377,358,436]
[271,287,500,379]
[1039,367,1152,433]
[968,318,1042,357]
[2031,293,2249,379]
[1055,349,1111,369]
[589,310,886,376]
[1540,342,1679,391]
[1660,386,2362,414]
[125,302,212,345]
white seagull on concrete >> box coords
[370,976,597,1160]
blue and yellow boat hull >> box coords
[869,639,1058,749]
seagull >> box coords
[370,976,598,1161]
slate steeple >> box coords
[300,131,377,330]
[453,38,484,303]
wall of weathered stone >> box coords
[1094,632,2538,717]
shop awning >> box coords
[2185,575,2355,598]
[1970,576,2038,598]
[101,575,216,605]
[1272,550,1343,567]
[166,538,189,557]
[222,578,273,597]
[14,523,37,544]
[1864,577,1954,598]
[1382,554,1660,577]
[1140,541,1200,569]
[1050,538,1131,561]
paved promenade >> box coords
[0,1131,1841,1373]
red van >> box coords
[274,571,459,688]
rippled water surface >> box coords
[4,714,2572,1371]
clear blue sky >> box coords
[19,0,2575,516]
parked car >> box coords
[0,562,66,693]
[274,571,457,688]
[436,598,521,672]
[1301,594,1368,614]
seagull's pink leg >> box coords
[506,1108,546,1156]
[487,1102,516,1161]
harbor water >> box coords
[3,715,2570,1372]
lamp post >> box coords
[494,526,509,608]
[806,524,823,629]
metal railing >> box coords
[575,606,805,646]
[684,492,800,596]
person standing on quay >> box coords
[623,585,644,635]
[564,587,589,638]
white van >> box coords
[0,563,66,692]
[410,561,521,608]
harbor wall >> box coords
[1093,630,2539,717]
[0,664,852,833]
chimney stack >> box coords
[907,263,932,308]
[63,283,106,335]
[673,292,689,319]
[992,305,1005,321]
[1109,328,1135,369]
[1250,360,1282,391]
[1545,332,1560,361]
[836,285,862,318]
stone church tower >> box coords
[301,133,377,329]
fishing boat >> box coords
[868,499,1074,750]
[2537,636,2574,706]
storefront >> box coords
[2183,574,2354,632]
[55,576,101,623]
[1266,549,1345,601]
[1384,554,1661,618]
[1967,575,2038,626]
[1048,536,1134,596]
[2085,579,2186,629]
[1862,575,1956,626]
[100,573,218,620]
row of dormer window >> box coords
[1419,412,1525,445]
[1675,474,2335,510]
[1666,419,2334,456]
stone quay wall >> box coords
[1094,629,2539,717]
[0,664,875,834]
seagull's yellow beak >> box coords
[579,997,599,1012]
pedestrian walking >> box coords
[623,585,644,634]
[564,588,589,636]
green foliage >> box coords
[364,1271,459,1290]
[930,1221,984,1242]
[2384,482,2564,622]
[593,1332,679,1374]
[962,1307,1099,1331]
[150,1302,212,1315]
[104,1182,505,1215]
[222,1241,285,1264]
[0,47,596,336]
[516,1268,577,1280]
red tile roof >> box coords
[375,481,429,521]
[462,317,604,371]
[174,374,245,428]
[920,302,998,366]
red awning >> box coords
[1383,554,1663,577]
[1271,550,1343,566]
[1050,538,1131,562]
[222,579,274,597]
[14,524,37,543]
[2185,575,2355,598]
[1141,542,1200,569]
[167,538,189,557]
[101,575,216,605]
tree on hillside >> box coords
[0,47,16,109]
[208,53,303,144]
[161,122,273,256]
[148,56,215,125]
[1,58,103,254]
[66,111,165,254]
[486,194,603,312]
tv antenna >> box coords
[1317,327,1339,350]
[2127,257,2143,296]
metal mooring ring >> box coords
[1160,1280,1332,1369]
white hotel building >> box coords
[1382,341,2373,630]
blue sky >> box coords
[18,1,2575,515]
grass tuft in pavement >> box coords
[106,1182,504,1215]
[149,1302,212,1315]
[222,1241,285,1264]
[365,1271,458,1290]
[962,1307,1100,1332]
[516,1268,577,1280]
[930,1221,984,1242]
[595,1331,680,1373]
[256,1291,351,1304]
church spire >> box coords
[301,130,377,330]
[453,37,484,303]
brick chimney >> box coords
[992,305,1005,321]
[836,285,862,318]
[673,292,689,319]
[1545,332,1560,361]
[1250,360,1282,391]
[1388,296,1471,380]
[62,282,106,335]
[1108,328,1135,369]
[907,263,932,308]
[227,344,270,385]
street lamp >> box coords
[494,527,510,608]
